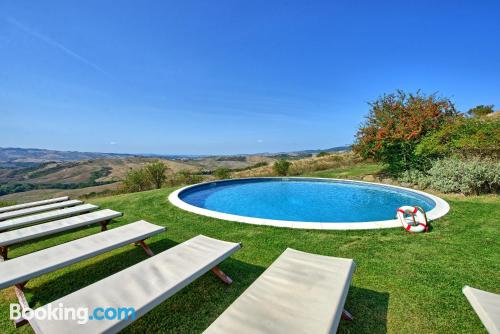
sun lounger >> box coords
[0,204,98,232]
[0,200,83,221]
[0,197,69,214]
[463,285,500,334]
[27,235,241,334]
[0,220,165,327]
[0,209,122,260]
[204,248,356,334]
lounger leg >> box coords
[13,282,30,327]
[342,309,354,321]
[100,220,110,231]
[211,266,233,285]
[0,246,8,261]
[136,240,155,257]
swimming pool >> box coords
[168,178,449,230]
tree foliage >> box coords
[353,90,458,173]
[145,161,169,189]
[273,159,291,176]
[122,168,151,192]
[416,117,500,161]
[467,104,495,117]
[213,167,231,179]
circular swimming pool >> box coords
[168,178,449,230]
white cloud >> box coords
[109,141,117,145]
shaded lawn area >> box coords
[0,188,498,333]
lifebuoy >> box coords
[397,206,429,233]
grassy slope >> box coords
[305,162,383,178]
[0,189,498,333]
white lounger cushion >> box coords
[0,197,69,214]
[0,209,122,247]
[0,220,165,289]
[0,204,98,232]
[0,200,83,221]
[463,285,500,334]
[204,248,356,334]
[28,235,241,334]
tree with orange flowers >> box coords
[353,90,459,173]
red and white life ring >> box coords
[397,206,429,233]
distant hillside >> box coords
[0,145,351,166]
[0,157,199,199]
[286,145,352,155]
[0,147,137,166]
[253,145,352,158]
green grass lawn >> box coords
[0,186,498,333]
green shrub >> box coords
[426,157,499,195]
[171,169,204,185]
[273,159,291,176]
[144,161,169,189]
[316,151,331,157]
[397,169,431,188]
[122,168,151,192]
[467,104,494,117]
[213,167,231,179]
[416,117,500,163]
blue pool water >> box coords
[179,178,436,223]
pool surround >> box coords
[168,177,450,230]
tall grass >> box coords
[232,152,362,178]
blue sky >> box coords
[1,1,499,155]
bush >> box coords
[122,168,151,192]
[426,157,499,195]
[0,183,36,196]
[144,161,169,189]
[213,167,231,179]
[467,104,494,117]
[273,159,291,176]
[416,117,500,163]
[172,169,204,185]
[353,90,458,173]
[397,169,431,189]
[316,151,331,157]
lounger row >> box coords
[0,220,164,327]
[0,199,83,221]
[0,196,69,214]
[0,209,122,260]
[19,236,355,334]
[0,203,98,232]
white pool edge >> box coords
[168,177,450,230]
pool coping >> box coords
[168,177,450,230]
